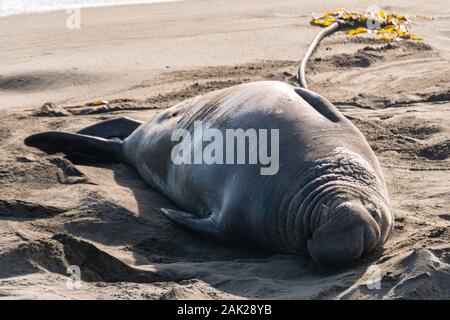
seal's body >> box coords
[25,81,394,266]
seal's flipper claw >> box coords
[77,117,143,140]
[160,208,223,241]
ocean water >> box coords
[0,0,177,17]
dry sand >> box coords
[0,0,449,299]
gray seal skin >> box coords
[25,81,394,266]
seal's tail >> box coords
[24,131,122,164]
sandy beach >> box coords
[0,0,449,299]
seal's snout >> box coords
[307,201,381,267]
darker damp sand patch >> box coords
[385,119,442,140]
[0,72,98,92]
[418,140,450,160]
[309,40,433,72]
[156,60,297,83]
[330,52,378,68]
[349,116,449,167]
[27,60,300,115]
[350,116,443,156]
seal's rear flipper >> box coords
[24,131,122,163]
[77,117,143,140]
[160,208,224,242]
[294,87,342,123]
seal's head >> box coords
[307,191,393,267]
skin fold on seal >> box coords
[24,81,394,267]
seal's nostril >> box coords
[369,209,381,222]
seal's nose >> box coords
[307,224,365,267]
[306,202,381,267]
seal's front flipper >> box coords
[24,131,122,163]
[160,208,224,242]
[77,117,143,140]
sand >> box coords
[0,0,449,299]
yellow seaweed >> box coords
[348,27,367,35]
[310,8,423,41]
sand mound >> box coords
[158,280,241,300]
[339,248,450,299]
[0,234,178,283]
[0,199,66,219]
[32,103,70,117]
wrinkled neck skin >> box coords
[277,149,393,263]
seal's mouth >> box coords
[306,201,382,267]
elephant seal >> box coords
[25,81,393,266]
